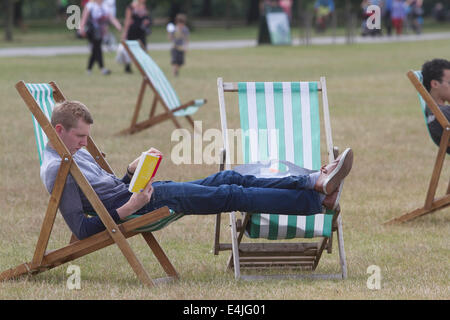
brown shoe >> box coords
[322,181,344,211]
[314,148,353,195]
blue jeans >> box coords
[135,170,323,216]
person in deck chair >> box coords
[41,101,353,240]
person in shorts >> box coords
[168,14,189,76]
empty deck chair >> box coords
[119,40,206,134]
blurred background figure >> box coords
[279,0,293,22]
[391,0,407,36]
[257,0,281,44]
[406,0,423,35]
[14,0,26,31]
[168,13,189,77]
[121,0,151,73]
[432,2,449,22]
[57,0,69,22]
[383,0,393,36]
[80,0,122,75]
[314,0,334,33]
[103,0,118,51]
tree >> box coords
[4,0,14,41]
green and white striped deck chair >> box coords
[119,40,207,134]
[1,81,179,286]
[385,71,450,224]
[215,77,347,280]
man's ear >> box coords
[430,79,441,89]
[54,124,64,135]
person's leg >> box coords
[87,38,96,72]
[190,148,353,195]
[186,170,318,190]
[149,181,323,216]
[92,39,104,69]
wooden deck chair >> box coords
[385,71,450,224]
[214,77,347,280]
[119,40,207,134]
[0,81,183,287]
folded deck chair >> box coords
[119,40,207,134]
[0,81,183,287]
[214,77,347,280]
[385,71,450,224]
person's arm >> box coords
[184,28,189,51]
[121,6,132,41]
[109,14,122,32]
[79,4,90,37]
[116,178,154,219]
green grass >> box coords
[0,39,449,300]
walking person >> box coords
[80,0,122,75]
[121,0,152,73]
[391,0,407,35]
[168,13,189,77]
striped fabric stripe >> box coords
[124,211,184,232]
[125,41,204,117]
[237,82,334,239]
[25,83,55,166]
[413,71,435,143]
[25,82,181,232]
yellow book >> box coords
[128,152,162,193]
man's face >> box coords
[431,69,450,104]
[55,119,90,155]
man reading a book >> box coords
[41,101,353,240]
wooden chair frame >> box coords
[0,81,179,287]
[214,77,347,280]
[385,71,450,224]
[119,41,205,134]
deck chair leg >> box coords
[128,79,147,134]
[385,131,450,224]
[424,130,450,209]
[213,214,221,255]
[228,212,241,279]
[149,96,158,118]
[141,232,179,279]
[169,113,182,129]
[336,214,347,279]
[32,156,72,267]
[312,238,329,271]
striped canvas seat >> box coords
[237,81,335,239]
[125,40,205,116]
[412,71,437,144]
[25,83,181,233]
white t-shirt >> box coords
[85,1,110,21]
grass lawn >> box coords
[0,39,449,300]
